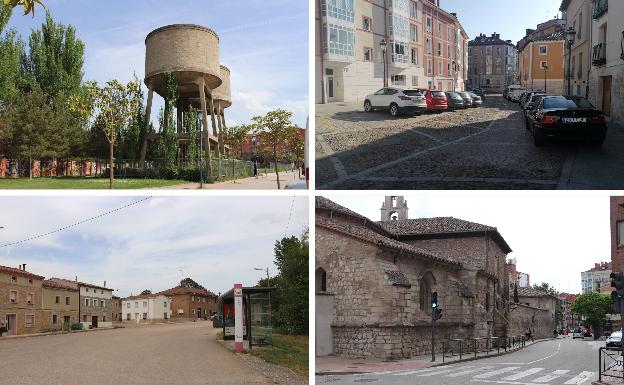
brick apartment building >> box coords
[612,196,624,272]
[158,286,218,320]
[41,279,79,332]
[0,265,44,336]
[517,18,566,94]
[315,0,469,104]
[468,33,517,92]
[48,278,113,329]
[581,261,612,293]
[505,258,531,295]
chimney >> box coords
[22,263,27,271]
[104,280,107,288]
[450,12,456,18]
[75,276,78,282]
[526,29,535,37]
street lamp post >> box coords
[254,267,270,287]
[380,39,388,87]
[565,27,576,96]
[199,111,204,189]
[543,63,548,93]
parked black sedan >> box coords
[525,95,607,146]
[445,92,465,110]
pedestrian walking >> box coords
[253,161,258,178]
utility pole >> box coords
[431,292,443,361]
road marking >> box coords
[563,371,595,384]
[315,134,349,179]
[409,128,446,144]
[501,367,544,380]
[390,366,450,376]
[526,342,561,364]
[473,367,520,379]
[446,366,495,377]
[416,366,472,377]
[357,175,557,186]
[532,369,569,383]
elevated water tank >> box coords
[213,65,232,108]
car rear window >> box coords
[543,96,595,109]
[432,91,446,97]
[403,90,424,96]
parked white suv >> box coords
[364,87,428,117]
[510,88,526,103]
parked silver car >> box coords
[458,91,473,107]
[468,92,482,107]
[364,87,428,117]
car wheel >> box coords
[389,103,399,117]
[364,100,373,112]
[533,125,546,146]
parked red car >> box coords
[421,89,448,112]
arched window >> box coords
[486,292,490,311]
[419,272,435,311]
[316,268,327,292]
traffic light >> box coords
[431,292,438,308]
[434,308,443,320]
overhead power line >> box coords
[0,197,152,248]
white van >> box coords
[504,85,523,100]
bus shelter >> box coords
[220,286,276,349]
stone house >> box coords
[508,286,559,339]
[111,296,122,322]
[48,278,113,329]
[122,294,172,323]
[41,279,79,332]
[315,196,512,359]
[158,286,218,320]
[0,265,44,336]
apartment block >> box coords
[468,33,517,92]
[0,265,44,336]
[517,18,566,94]
[560,0,592,97]
[315,0,469,104]
[588,0,624,125]
[122,294,172,323]
[580,261,612,293]
[158,286,218,320]
[41,279,79,332]
[612,196,624,272]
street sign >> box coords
[234,283,243,353]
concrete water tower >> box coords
[212,65,232,155]
[139,24,229,178]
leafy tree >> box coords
[570,292,612,338]
[532,282,558,297]
[253,109,299,189]
[183,108,199,164]
[21,11,84,103]
[223,124,251,182]
[155,72,178,167]
[179,278,205,290]
[2,0,45,17]
[140,289,152,295]
[0,7,25,107]
[118,73,144,160]
[87,79,141,189]
[265,230,309,335]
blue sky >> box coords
[441,0,564,44]
[328,195,610,295]
[4,0,309,128]
[0,196,308,297]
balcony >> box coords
[592,43,606,66]
[593,0,608,19]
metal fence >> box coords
[442,336,526,362]
[599,347,623,382]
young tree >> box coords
[223,124,251,182]
[155,72,178,167]
[253,109,299,189]
[532,282,558,297]
[183,108,199,164]
[2,0,44,17]
[88,79,140,189]
[570,292,612,339]
[140,290,152,295]
[0,7,24,107]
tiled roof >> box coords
[531,30,565,42]
[0,265,45,280]
[158,286,218,297]
[316,216,462,268]
[377,217,495,235]
[125,293,169,300]
[385,270,411,287]
[43,279,78,291]
[48,277,113,292]
[517,286,555,298]
[316,196,370,223]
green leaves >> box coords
[570,292,612,327]
[3,0,45,17]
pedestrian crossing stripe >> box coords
[390,365,596,384]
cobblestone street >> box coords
[316,95,624,190]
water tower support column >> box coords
[139,87,154,167]
[198,78,213,180]
[207,91,221,179]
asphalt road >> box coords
[316,337,602,385]
[0,322,272,385]
[316,96,624,190]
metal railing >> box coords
[599,347,623,382]
[442,336,526,362]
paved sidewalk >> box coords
[316,338,555,375]
[149,170,304,190]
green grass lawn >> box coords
[248,334,308,378]
[0,177,191,189]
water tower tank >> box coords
[145,24,222,98]
[213,65,232,108]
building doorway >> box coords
[602,76,612,116]
[91,315,98,328]
[197,308,202,319]
[6,314,16,336]
[326,76,335,102]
